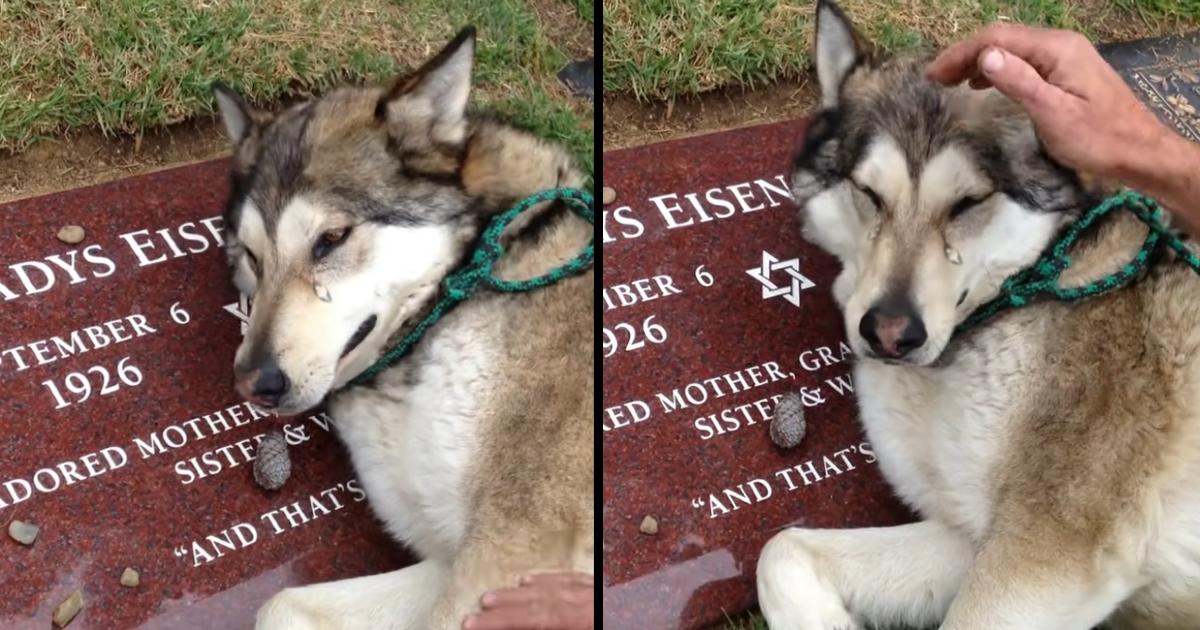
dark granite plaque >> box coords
[0,160,412,629]
[1100,32,1200,142]
[601,120,915,630]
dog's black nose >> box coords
[860,303,927,358]
[235,358,290,408]
[252,363,290,406]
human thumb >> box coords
[978,47,1065,112]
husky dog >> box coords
[211,28,593,629]
[756,2,1200,629]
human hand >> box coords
[463,572,594,630]
[925,23,1173,183]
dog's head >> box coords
[794,0,1089,366]
[214,27,578,413]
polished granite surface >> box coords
[0,160,413,629]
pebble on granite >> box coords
[254,428,291,491]
[120,567,140,588]
[52,590,83,628]
[56,225,85,244]
[769,392,807,449]
[8,519,39,545]
[639,515,659,535]
[602,187,616,205]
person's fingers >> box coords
[466,573,595,630]
[976,47,1071,112]
[481,586,541,609]
[464,606,549,630]
[518,572,594,588]
[466,604,588,630]
[925,23,1024,84]
[926,39,983,84]
[926,22,1068,85]
[968,76,992,90]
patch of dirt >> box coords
[0,119,228,204]
[603,78,821,151]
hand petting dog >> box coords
[463,573,593,630]
[926,23,1200,234]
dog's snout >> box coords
[254,364,290,404]
[235,358,291,408]
[860,303,927,358]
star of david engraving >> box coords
[745,251,816,307]
[222,293,252,336]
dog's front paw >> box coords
[756,529,862,630]
[256,588,327,630]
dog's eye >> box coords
[855,184,883,210]
[949,194,990,219]
[244,249,259,274]
[313,227,352,260]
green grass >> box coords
[0,0,593,178]
[718,610,770,630]
[1112,0,1200,30]
[567,0,596,24]
[603,0,1200,101]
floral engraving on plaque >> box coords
[1130,64,1200,142]
[746,250,816,307]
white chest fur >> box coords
[852,325,1038,540]
[329,314,497,561]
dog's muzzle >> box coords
[859,303,927,359]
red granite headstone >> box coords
[602,121,917,630]
[0,161,413,629]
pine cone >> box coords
[770,392,807,449]
[254,428,291,490]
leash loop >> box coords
[955,190,1200,335]
[486,188,596,292]
[346,187,594,387]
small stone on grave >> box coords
[52,590,83,628]
[56,225,85,244]
[769,392,807,449]
[119,567,140,588]
[639,515,658,535]
[8,519,39,545]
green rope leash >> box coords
[346,187,594,387]
[956,190,1200,336]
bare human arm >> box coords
[926,23,1200,235]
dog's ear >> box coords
[377,26,476,147]
[814,0,868,107]
[211,83,258,145]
